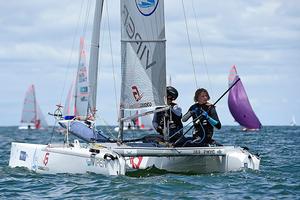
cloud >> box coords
[0,0,299,126]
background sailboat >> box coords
[19,84,48,130]
[290,115,296,126]
[63,37,89,120]
[228,65,262,131]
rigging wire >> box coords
[57,0,86,106]
[181,0,198,89]
[50,0,91,141]
[49,0,86,142]
[82,0,92,37]
[105,1,119,121]
[95,112,118,140]
[191,0,214,97]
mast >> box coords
[88,0,104,118]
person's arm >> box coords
[171,104,182,117]
[182,106,194,122]
[201,107,221,129]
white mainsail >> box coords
[291,115,296,126]
[63,81,75,116]
[36,103,48,129]
[120,0,166,110]
[75,37,89,118]
[20,85,36,127]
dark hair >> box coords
[167,86,178,100]
[194,88,210,102]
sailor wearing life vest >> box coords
[182,88,221,146]
[152,86,184,144]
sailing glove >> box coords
[200,110,219,126]
[201,110,208,118]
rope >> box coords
[181,0,198,89]
[94,112,118,140]
[105,1,119,120]
[58,0,86,106]
[191,0,213,96]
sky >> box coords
[0,0,299,126]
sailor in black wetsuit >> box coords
[182,88,221,146]
[152,86,184,144]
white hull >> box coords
[9,141,125,175]
[9,140,260,175]
[101,143,260,174]
[18,124,36,130]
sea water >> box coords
[0,126,299,199]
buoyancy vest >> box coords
[155,103,183,139]
[188,103,221,144]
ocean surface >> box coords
[0,126,299,199]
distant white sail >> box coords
[120,0,166,110]
[19,84,48,129]
[75,37,89,118]
[291,115,296,126]
[36,103,48,129]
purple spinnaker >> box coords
[228,65,262,129]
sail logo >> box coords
[132,86,143,101]
[136,0,159,16]
[123,5,157,70]
[19,151,27,161]
[130,156,143,169]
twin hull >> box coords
[9,142,126,175]
[9,141,260,175]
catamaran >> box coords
[9,0,260,175]
[228,65,262,131]
[19,84,48,130]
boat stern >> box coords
[9,142,46,171]
[226,147,260,171]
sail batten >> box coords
[228,65,262,130]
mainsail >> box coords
[19,84,48,129]
[63,81,75,116]
[120,0,166,110]
[63,37,89,119]
[75,37,89,118]
[228,65,262,130]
